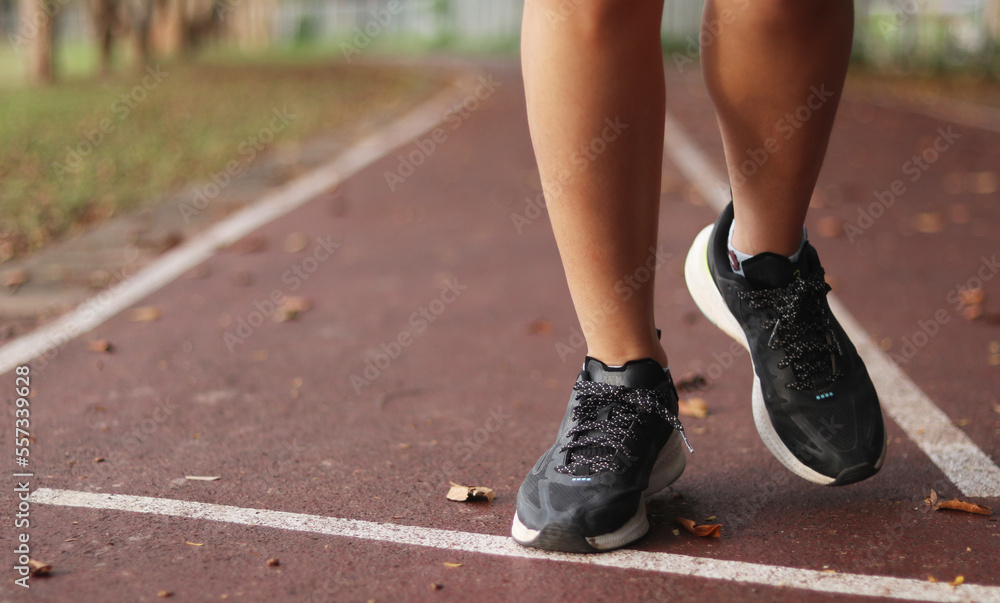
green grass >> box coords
[0,53,443,255]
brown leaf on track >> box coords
[958,288,986,322]
[914,212,944,234]
[283,232,310,253]
[446,482,495,503]
[815,216,842,238]
[87,339,113,353]
[948,202,971,224]
[527,319,552,335]
[429,583,444,591]
[678,397,709,419]
[157,591,173,598]
[28,559,52,576]
[276,296,312,322]
[225,234,266,254]
[970,171,998,194]
[675,373,707,392]
[184,475,221,481]
[2,268,28,290]
[951,575,965,587]
[443,562,462,568]
[675,517,721,538]
[266,558,280,567]
[130,305,162,322]
[929,489,992,515]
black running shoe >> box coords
[511,357,691,553]
[684,202,886,485]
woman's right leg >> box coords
[513,0,691,554]
[521,0,669,368]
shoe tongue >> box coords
[569,358,667,476]
[742,252,802,289]
[583,357,668,389]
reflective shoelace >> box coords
[739,273,844,391]
[555,381,692,476]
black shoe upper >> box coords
[707,202,886,481]
[515,357,688,537]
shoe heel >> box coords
[684,225,748,349]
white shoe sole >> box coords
[684,225,838,485]
[511,430,687,552]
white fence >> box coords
[3,0,998,71]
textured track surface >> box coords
[2,61,998,602]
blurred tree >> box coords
[86,0,119,75]
[19,0,55,85]
[148,0,219,56]
[122,0,154,68]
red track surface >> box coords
[3,62,998,602]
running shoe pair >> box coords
[512,203,887,553]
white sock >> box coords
[727,221,807,277]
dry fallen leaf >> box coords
[225,234,266,254]
[429,583,444,591]
[130,306,162,322]
[446,482,495,503]
[276,296,312,322]
[266,558,280,567]
[958,288,986,322]
[971,171,998,194]
[951,575,965,587]
[914,212,944,234]
[527,319,552,335]
[184,475,221,481]
[948,203,971,224]
[2,268,28,290]
[87,339,113,353]
[678,397,709,419]
[675,517,721,538]
[676,372,708,392]
[815,216,842,238]
[157,591,173,598]
[28,559,52,576]
[929,489,991,516]
[443,562,462,568]
[93,457,105,463]
[284,232,310,253]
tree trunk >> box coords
[87,0,118,76]
[19,0,55,85]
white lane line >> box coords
[662,112,1000,499]
[0,73,481,377]
[30,488,998,602]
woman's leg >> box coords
[689,0,886,487]
[521,0,669,367]
[701,0,854,255]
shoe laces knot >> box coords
[739,272,844,391]
[555,381,691,476]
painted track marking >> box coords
[0,72,482,377]
[30,488,1000,602]
[662,111,1000,498]
[5,64,995,598]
